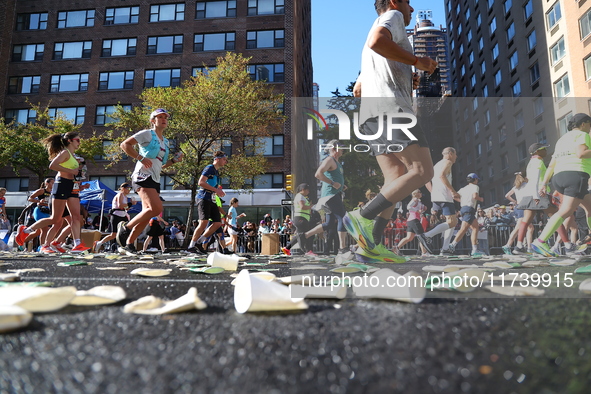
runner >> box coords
[343,0,437,262]
[446,173,484,257]
[531,113,591,257]
[395,189,429,256]
[416,147,460,255]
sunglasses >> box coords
[71,138,80,142]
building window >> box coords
[196,1,237,18]
[515,111,524,131]
[494,70,502,87]
[533,97,544,117]
[50,74,89,93]
[581,9,591,40]
[504,0,512,14]
[246,30,285,49]
[12,44,44,62]
[98,71,134,90]
[192,66,216,76]
[253,173,284,189]
[467,30,472,43]
[93,141,119,161]
[474,120,480,136]
[501,154,508,170]
[550,37,566,65]
[497,98,504,115]
[492,43,499,60]
[585,55,591,81]
[102,38,137,57]
[530,62,540,84]
[470,74,476,88]
[248,0,285,16]
[482,85,489,97]
[48,107,85,125]
[465,130,470,143]
[144,69,181,88]
[489,17,497,35]
[460,65,465,78]
[57,10,95,28]
[499,125,507,142]
[150,3,185,22]
[509,51,518,71]
[527,30,537,52]
[487,135,493,151]
[480,61,486,75]
[0,178,29,192]
[476,143,482,157]
[193,33,235,51]
[524,0,533,20]
[160,175,176,191]
[105,6,140,25]
[554,74,570,99]
[506,23,515,42]
[489,166,494,179]
[147,35,183,54]
[546,2,562,29]
[472,97,478,111]
[53,41,92,60]
[95,105,131,126]
[512,81,521,98]
[248,64,284,82]
[558,112,573,136]
[5,109,36,125]
[244,135,284,156]
[8,76,40,94]
[485,110,491,126]
[16,13,48,30]
[517,142,527,162]
[537,129,547,144]
[478,37,484,51]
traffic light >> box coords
[285,174,293,191]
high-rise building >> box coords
[0,0,312,213]
[408,10,451,97]
[445,0,591,205]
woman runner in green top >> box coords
[532,113,591,257]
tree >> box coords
[0,104,97,185]
[104,52,284,234]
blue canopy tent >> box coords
[80,180,141,230]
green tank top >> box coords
[320,157,344,198]
[61,150,79,170]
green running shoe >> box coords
[531,240,558,257]
[343,210,376,251]
[355,243,409,264]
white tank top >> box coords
[430,160,453,203]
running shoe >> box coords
[93,240,103,253]
[71,244,90,253]
[512,246,530,255]
[116,221,130,246]
[305,251,318,257]
[186,247,206,255]
[531,240,558,257]
[355,244,408,264]
[471,251,485,258]
[343,210,376,251]
[118,244,137,256]
[566,243,588,255]
[281,247,291,256]
[15,225,28,246]
[416,234,433,254]
[439,248,454,256]
[50,242,67,253]
[502,245,512,255]
[40,245,56,254]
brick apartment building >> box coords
[0,0,312,216]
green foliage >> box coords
[0,103,97,183]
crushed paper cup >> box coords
[330,266,362,274]
[123,287,207,315]
[207,252,240,271]
[234,270,308,313]
[353,269,426,303]
[575,265,591,274]
[579,278,591,294]
[95,267,127,271]
[0,305,33,333]
[290,284,347,299]
[70,286,127,306]
[548,259,577,267]
[231,271,275,285]
[188,266,225,275]
[522,261,550,268]
[57,260,92,267]
[0,273,20,282]
[8,268,45,274]
[486,285,545,297]
[0,286,77,312]
[276,274,317,285]
[130,268,172,277]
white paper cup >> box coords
[207,252,240,271]
[0,305,33,333]
[234,270,308,313]
[0,286,77,312]
[353,269,425,304]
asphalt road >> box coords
[1,250,591,394]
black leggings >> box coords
[290,216,311,251]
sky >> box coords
[311,0,446,97]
